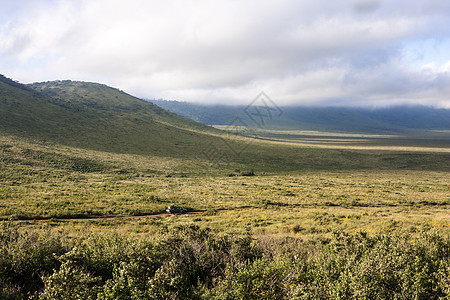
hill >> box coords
[1,75,226,157]
[148,99,450,133]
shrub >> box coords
[0,223,68,299]
[209,257,292,299]
[39,262,100,300]
[1,224,448,299]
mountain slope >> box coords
[1,75,450,173]
[1,75,223,157]
[149,100,450,133]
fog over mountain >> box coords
[149,99,450,133]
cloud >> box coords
[1,0,450,107]
[353,0,382,14]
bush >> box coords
[289,231,450,299]
[0,223,68,299]
[208,257,292,299]
[0,224,448,299]
[39,262,100,300]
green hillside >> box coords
[1,75,227,157]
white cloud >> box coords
[1,0,450,107]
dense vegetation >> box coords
[1,224,449,299]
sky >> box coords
[1,0,450,107]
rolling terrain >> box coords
[0,74,448,221]
[1,74,449,299]
[0,74,446,173]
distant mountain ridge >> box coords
[148,99,450,133]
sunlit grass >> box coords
[5,168,449,237]
[1,131,449,238]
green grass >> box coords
[1,133,448,239]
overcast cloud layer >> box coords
[1,0,450,107]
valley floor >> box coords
[1,133,448,238]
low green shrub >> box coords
[0,223,68,299]
[0,223,448,299]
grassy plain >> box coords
[1,130,448,238]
